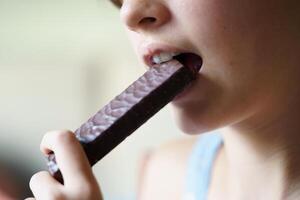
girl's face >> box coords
[113,0,299,133]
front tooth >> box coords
[171,52,180,57]
[152,52,176,64]
[160,52,173,62]
[152,55,162,64]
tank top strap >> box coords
[183,132,223,200]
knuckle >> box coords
[29,171,67,200]
[56,130,75,141]
[29,171,44,188]
[51,130,77,146]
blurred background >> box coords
[0,0,189,199]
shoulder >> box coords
[138,137,199,200]
[151,137,198,164]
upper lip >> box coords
[141,43,188,68]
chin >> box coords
[170,106,212,135]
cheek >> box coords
[178,0,273,92]
[177,0,262,55]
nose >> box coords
[121,0,171,32]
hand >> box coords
[25,130,103,200]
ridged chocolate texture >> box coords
[47,60,198,183]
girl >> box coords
[26,0,300,199]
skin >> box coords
[28,0,300,199]
[26,130,102,200]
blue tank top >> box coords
[183,132,223,200]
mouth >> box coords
[145,51,203,73]
[143,49,203,102]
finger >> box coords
[29,171,63,200]
[41,130,95,185]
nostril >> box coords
[139,17,157,25]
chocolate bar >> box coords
[47,56,201,183]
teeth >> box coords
[152,52,180,64]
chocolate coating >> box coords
[47,59,199,183]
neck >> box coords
[221,98,300,199]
